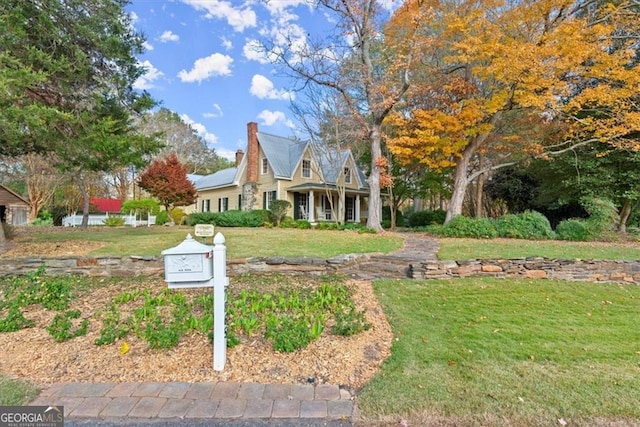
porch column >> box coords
[309,191,315,222]
[355,195,361,223]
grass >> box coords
[0,374,40,405]
[437,237,640,260]
[18,226,404,258]
[357,277,640,426]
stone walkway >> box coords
[28,234,440,425]
[31,381,354,425]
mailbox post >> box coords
[161,233,227,371]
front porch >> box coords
[287,184,368,224]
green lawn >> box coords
[0,375,40,405]
[357,278,640,426]
[437,237,640,260]
[19,226,404,258]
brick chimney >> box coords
[246,122,259,183]
[235,149,244,167]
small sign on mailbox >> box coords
[161,234,213,288]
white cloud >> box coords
[203,104,224,118]
[216,147,237,161]
[257,110,295,128]
[178,53,233,83]
[250,75,294,101]
[142,41,154,51]
[129,11,139,24]
[221,36,233,50]
[133,60,163,90]
[262,0,308,15]
[180,114,219,146]
[159,30,180,43]
[181,0,257,32]
[242,39,271,64]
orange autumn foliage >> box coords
[383,0,640,220]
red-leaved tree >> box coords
[137,153,197,222]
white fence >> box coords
[62,213,156,227]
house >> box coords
[0,184,30,226]
[194,122,369,223]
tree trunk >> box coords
[76,172,90,228]
[445,144,474,224]
[0,224,6,248]
[366,123,384,232]
[445,113,501,224]
[618,199,633,234]
[475,155,485,218]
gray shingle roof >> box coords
[194,167,238,190]
[257,132,307,179]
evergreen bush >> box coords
[556,219,591,241]
[407,210,447,227]
[186,212,216,225]
[440,216,498,238]
[495,211,555,240]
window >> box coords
[218,197,228,212]
[344,167,352,184]
[261,158,269,174]
[201,199,210,212]
[302,159,311,178]
[263,190,276,209]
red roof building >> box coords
[90,198,122,213]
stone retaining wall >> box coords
[0,255,639,284]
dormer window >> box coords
[344,167,352,184]
[302,159,311,178]
[261,157,268,174]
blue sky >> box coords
[127,0,333,161]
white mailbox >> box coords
[161,234,214,288]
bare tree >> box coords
[263,1,426,231]
[22,153,59,221]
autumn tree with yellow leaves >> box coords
[386,0,640,223]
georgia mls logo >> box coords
[0,405,64,427]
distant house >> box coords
[193,122,369,223]
[0,184,30,226]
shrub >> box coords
[582,196,619,239]
[31,210,53,226]
[103,216,125,227]
[215,210,268,227]
[495,211,555,240]
[170,208,187,225]
[556,219,592,241]
[294,219,312,229]
[440,215,498,239]
[407,210,447,227]
[186,212,216,225]
[269,200,291,226]
[315,222,340,230]
[155,210,169,225]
